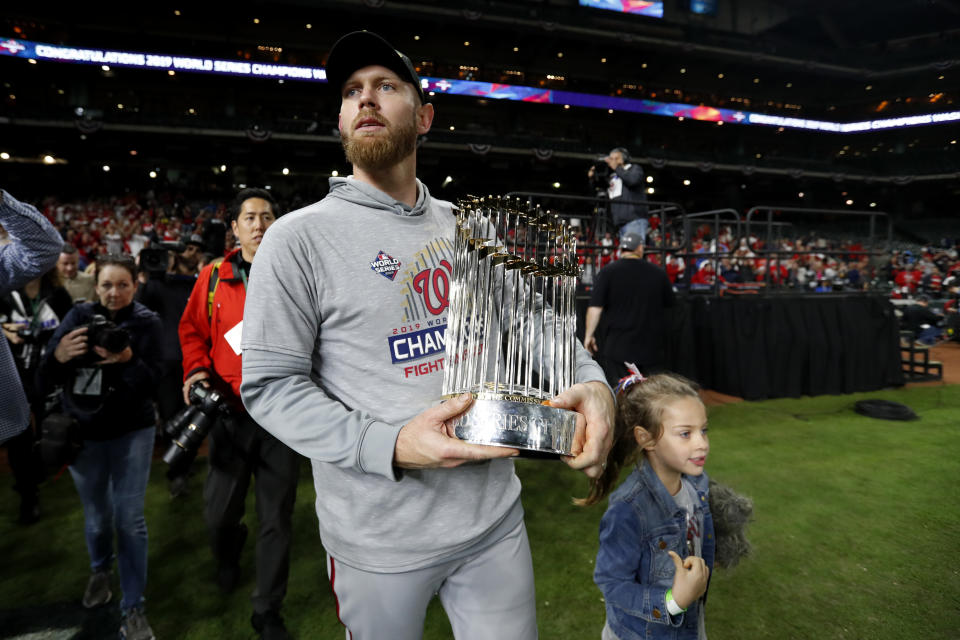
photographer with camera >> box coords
[137,235,204,497]
[1,266,73,523]
[1,189,63,449]
[40,253,163,640]
[178,188,299,640]
[587,147,649,243]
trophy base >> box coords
[450,394,578,457]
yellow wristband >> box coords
[665,589,687,615]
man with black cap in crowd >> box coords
[239,31,614,639]
[584,231,676,387]
[180,188,300,640]
[588,147,648,242]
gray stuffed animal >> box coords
[708,479,754,569]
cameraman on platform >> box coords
[178,188,299,640]
[588,147,648,243]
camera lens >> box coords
[163,381,230,467]
[162,412,213,466]
[163,405,197,440]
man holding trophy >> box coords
[240,31,615,639]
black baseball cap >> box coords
[620,232,643,251]
[325,31,427,104]
[185,234,206,251]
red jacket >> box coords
[179,248,247,398]
[895,268,922,291]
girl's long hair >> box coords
[575,372,701,507]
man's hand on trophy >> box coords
[394,393,520,469]
[547,381,615,478]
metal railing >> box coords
[491,193,895,297]
[742,206,892,294]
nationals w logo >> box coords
[412,260,451,316]
[397,236,455,324]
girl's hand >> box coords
[54,327,89,363]
[93,345,133,365]
[667,550,710,609]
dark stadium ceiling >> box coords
[4,1,958,123]
[6,0,959,99]
[2,1,959,211]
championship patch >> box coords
[370,250,401,281]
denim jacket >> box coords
[594,461,715,640]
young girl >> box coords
[582,371,713,640]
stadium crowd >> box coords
[4,194,959,300]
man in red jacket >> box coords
[179,188,299,640]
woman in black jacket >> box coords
[41,254,162,640]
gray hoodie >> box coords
[241,177,606,572]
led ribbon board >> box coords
[3,37,957,133]
[0,38,326,81]
[579,0,664,19]
[419,78,960,133]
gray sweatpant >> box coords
[327,519,537,639]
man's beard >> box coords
[342,109,418,172]
[178,255,199,272]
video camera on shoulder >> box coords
[139,241,186,275]
[162,381,231,467]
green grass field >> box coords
[2,384,959,639]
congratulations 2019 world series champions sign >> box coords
[442,196,581,457]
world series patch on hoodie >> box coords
[370,250,401,281]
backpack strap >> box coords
[207,257,225,323]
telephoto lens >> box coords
[162,382,229,466]
[163,404,198,441]
[162,411,215,465]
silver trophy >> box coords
[442,196,581,457]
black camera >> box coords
[162,382,231,467]
[590,157,612,190]
[138,249,169,274]
[84,314,130,353]
[139,241,186,274]
[15,325,56,351]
